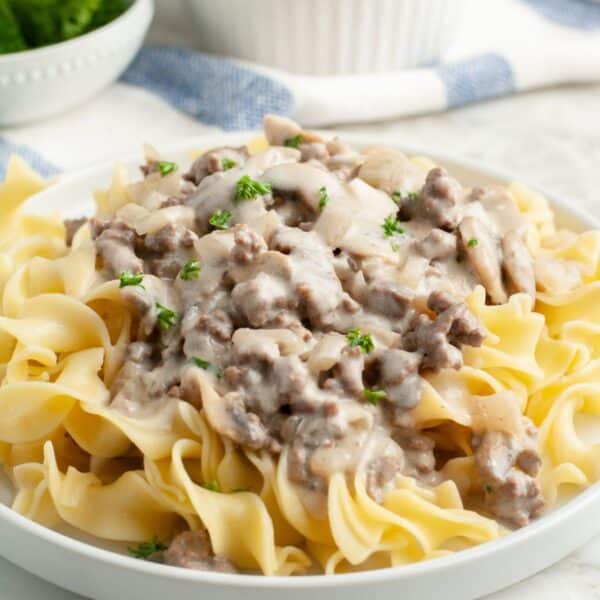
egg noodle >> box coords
[0,139,599,575]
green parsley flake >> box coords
[179,259,201,281]
[390,242,400,252]
[191,356,223,378]
[233,175,272,204]
[118,271,143,289]
[156,160,178,177]
[156,303,178,330]
[363,388,386,405]
[467,238,479,248]
[483,483,493,494]
[391,190,419,205]
[202,480,222,492]
[284,134,303,148]
[128,536,167,559]
[221,157,237,170]
[318,186,329,212]
[382,214,405,238]
[346,328,375,353]
[209,209,232,230]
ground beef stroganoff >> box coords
[91,116,542,561]
[2,116,599,575]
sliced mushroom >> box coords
[120,285,158,337]
[263,115,321,147]
[459,216,507,304]
[358,146,425,196]
[502,231,536,298]
[415,228,457,261]
[183,146,249,185]
[264,115,303,146]
[263,162,343,213]
[197,371,269,450]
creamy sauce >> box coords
[86,115,544,532]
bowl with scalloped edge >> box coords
[0,0,153,126]
[1,131,600,600]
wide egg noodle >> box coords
[13,441,182,540]
[170,438,311,575]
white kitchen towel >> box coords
[2,0,600,177]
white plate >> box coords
[3,133,600,600]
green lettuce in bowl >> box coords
[0,0,128,54]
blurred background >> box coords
[1,0,600,210]
[148,0,600,207]
[1,1,600,598]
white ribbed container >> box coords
[186,0,465,75]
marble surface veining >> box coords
[2,82,600,599]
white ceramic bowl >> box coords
[0,0,154,126]
[186,0,466,76]
[2,132,600,600]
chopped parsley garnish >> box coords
[179,259,201,281]
[156,160,178,177]
[128,536,167,559]
[391,190,419,205]
[221,157,237,170]
[363,388,386,405]
[381,214,405,238]
[209,209,232,230]
[390,242,400,252]
[346,328,375,353]
[467,238,479,248]
[318,186,329,212]
[202,480,222,492]
[118,271,144,289]
[284,134,303,148]
[201,480,248,493]
[191,356,223,378]
[233,175,272,204]
[483,484,493,494]
[156,303,178,330]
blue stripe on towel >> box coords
[521,0,600,30]
[0,137,58,180]
[121,46,295,131]
[437,53,516,108]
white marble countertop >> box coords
[2,81,600,600]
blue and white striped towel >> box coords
[2,0,600,179]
